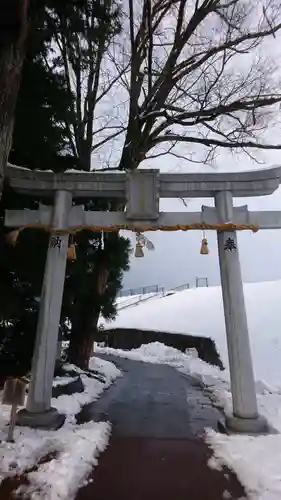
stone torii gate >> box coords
[5,164,281,433]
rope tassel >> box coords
[200,237,209,255]
[135,242,144,258]
[67,244,76,261]
[135,232,145,258]
[67,235,76,261]
[6,229,20,246]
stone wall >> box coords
[97,328,224,370]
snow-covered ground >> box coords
[115,292,157,309]
[103,279,281,387]
[98,279,281,500]
[0,356,121,500]
[115,291,166,310]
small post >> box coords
[2,378,27,441]
[7,405,17,442]
[16,190,72,429]
[215,191,267,433]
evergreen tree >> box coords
[65,228,130,369]
[9,0,74,171]
[0,0,71,376]
[0,0,130,374]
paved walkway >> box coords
[75,355,246,500]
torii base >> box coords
[16,407,65,430]
[225,413,268,435]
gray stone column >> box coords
[17,190,72,429]
[215,191,267,433]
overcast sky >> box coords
[122,144,281,292]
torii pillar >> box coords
[215,191,267,433]
[16,190,72,429]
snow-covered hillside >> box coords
[103,279,281,388]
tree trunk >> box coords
[68,263,109,369]
[0,0,29,196]
[68,308,100,370]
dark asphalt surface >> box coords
[77,355,222,438]
[76,354,246,500]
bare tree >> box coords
[91,0,281,170]
[0,0,29,196]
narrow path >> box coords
[77,355,221,437]
[76,355,246,500]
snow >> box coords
[115,294,144,308]
[103,279,281,387]
[0,356,121,499]
[96,340,281,499]
[14,423,111,500]
[206,430,281,500]
[98,279,281,500]
[116,292,157,304]
[89,355,121,381]
[64,169,121,174]
[52,377,77,387]
[64,169,86,173]
[95,341,228,388]
[53,356,121,421]
[115,291,164,310]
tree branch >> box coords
[151,133,281,150]
[172,22,281,85]
[92,128,125,152]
